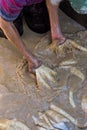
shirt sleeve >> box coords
[0,0,23,21]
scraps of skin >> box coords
[0,118,30,130]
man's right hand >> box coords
[28,55,41,74]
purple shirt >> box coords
[0,0,43,21]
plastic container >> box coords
[60,1,87,29]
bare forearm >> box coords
[46,0,61,39]
[45,0,65,45]
[0,17,34,62]
[0,16,41,72]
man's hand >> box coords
[27,55,41,74]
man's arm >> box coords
[46,0,65,45]
[0,16,40,73]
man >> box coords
[0,0,65,73]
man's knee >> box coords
[50,0,62,5]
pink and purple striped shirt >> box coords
[0,0,43,21]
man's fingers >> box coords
[57,37,66,45]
